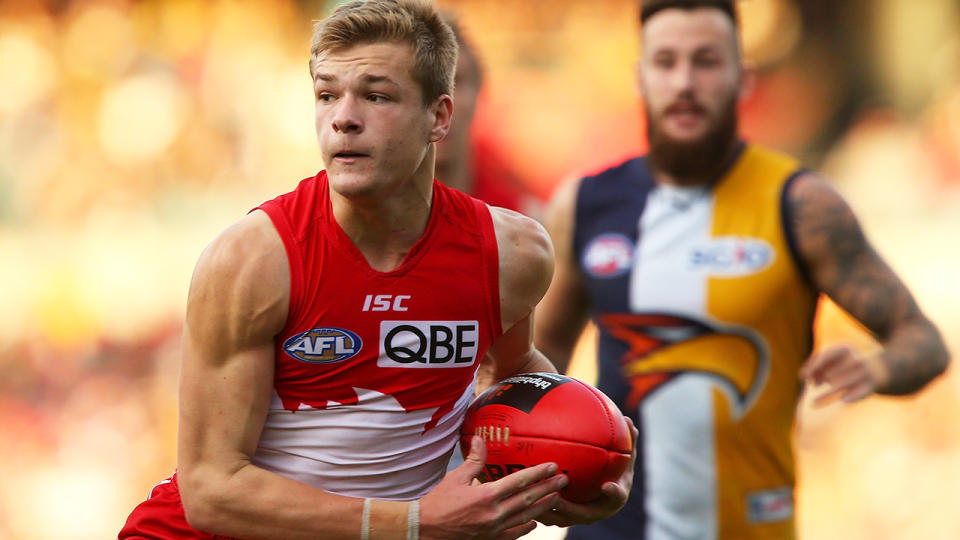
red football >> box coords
[459,372,632,503]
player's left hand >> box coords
[800,344,890,406]
[534,416,638,527]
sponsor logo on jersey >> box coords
[747,487,794,523]
[283,327,362,364]
[378,320,478,368]
[583,233,634,278]
[601,312,769,419]
[689,236,774,276]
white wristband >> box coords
[406,500,420,540]
[361,498,371,540]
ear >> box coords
[428,94,454,143]
[635,59,645,97]
[738,59,756,102]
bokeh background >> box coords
[0,0,958,538]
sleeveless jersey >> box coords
[251,172,502,500]
[566,144,816,540]
[119,172,503,540]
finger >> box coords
[818,361,869,389]
[488,462,559,499]
[841,380,875,403]
[811,386,847,407]
[601,479,629,504]
[500,492,562,532]
[498,520,537,540]
[499,474,566,518]
[535,508,571,527]
[546,496,601,527]
[800,346,852,381]
[452,436,486,484]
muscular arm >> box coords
[177,211,408,539]
[789,174,949,397]
[532,177,592,374]
[481,206,558,385]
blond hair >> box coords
[310,0,457,105]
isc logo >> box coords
[362,294,410,312]
[378,320,478,368]
[283,327,362,364]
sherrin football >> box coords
[460,372,632,503]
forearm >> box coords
[877,314,950,395]
[180,462,411,539]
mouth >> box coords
[332,151,370,163]
[665,102,706,117]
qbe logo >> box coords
[378,320,479,368]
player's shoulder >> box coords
[783,170,849,211]
[489,205,554,304]
[192,210,289,300]
[489,205,552,261]
[187,210,289,337]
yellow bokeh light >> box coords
[98,71,189,165]
[0,30,57,116]
[61,4,135,81]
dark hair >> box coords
[310,0,457,104]
[640,0,739,27]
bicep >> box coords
[178,214,290,477]
[788,174,921,338]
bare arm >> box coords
[177,210,405,539]
[481,206,559,386]
[789,174,949,402]
[533,177,592,374]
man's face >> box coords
[639,8,743,178]
[313,41,446,199]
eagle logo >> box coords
[600,312,770,420]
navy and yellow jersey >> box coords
[566,144,817,540]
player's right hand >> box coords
[419,436,567,539]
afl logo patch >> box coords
[583,233,634,278]
[283,327,362,364]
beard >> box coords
[646,93,739,183]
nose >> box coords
[331,96,363,134]
[669,59,695,93]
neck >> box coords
[330,154,436,273]
[436,148,474,194]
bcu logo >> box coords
[283,327,362,364]
[378,320,478,368]
[690,236,774,276]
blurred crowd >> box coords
[0,0,958,538]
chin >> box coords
[327,170,381,199]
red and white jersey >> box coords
[251,172,503,500]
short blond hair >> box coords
[310,0,458,105]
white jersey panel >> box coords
[643,375,718,540]
[630,184,712,315]
[631,183,720,538]
[252,382,474,501]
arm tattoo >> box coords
[788,175,949,394]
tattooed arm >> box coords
[788,173,949,403]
